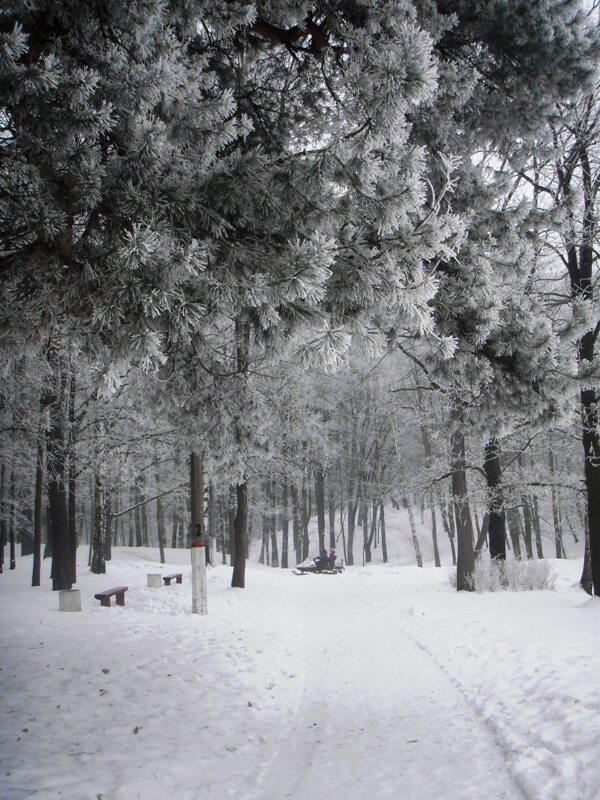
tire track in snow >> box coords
[248,572,526,800]
[397,617,531,800]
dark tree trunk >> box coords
[231,318,250,587]
[581,513,593,594]
[314,469,325,553]
[171,494,179,549]
[506,506,523,560]
[9,468,16,570]
[346,497,356,566]
[450,406,474,591]
[228,486,236,565]
[301,477,310,560]
[439,492,456,566]
[280,483,289,569]
[47,365,72,591]
[32,435,44,586]
[581,382,600,592]
[532,495,543,558]
[361,499,371,563]
[208,482,217,565]
[268,480,279,568]
[190,451,205,549]
[328,484,336,550]
[91,471,106,574]
[379,501,388,563]
[67,373,77,583]
[156,470,166,565]
[430,493,441,567]
[134,479,143,548]
[104,492,112,561]
[231,480,248,588]
[139,475,149,547]
[0,462,5,574]
[291,484,302,565]
[483,438,506,561]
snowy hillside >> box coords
[1,544,598,800]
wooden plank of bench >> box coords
[162,573,182,586]
[94,586,128,607]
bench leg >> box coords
[116,592,125,606]
[176,575,182,584]
[100,597,111,607]
[163,578,171,586]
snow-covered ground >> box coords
[1,545,598,800]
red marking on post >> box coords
[191,543,205,548]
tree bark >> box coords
[47,362,71,591]
[156,467,166,564]
[32,434,44,586]
[280,483,289,569]
[450,405,475,591]
[314,468,325,553]
[379,501,388,563]
[430,493,441,567]
[483,438,506,561]
[328,484,336,550]
[231,318,250,588]
[190,451,205,549]
[67,372,77,582]
[232,480,248,588]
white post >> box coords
[191,544,208,615]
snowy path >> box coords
[3,553,597,800]
[248,572,524,800]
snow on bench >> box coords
[162,573,183,586]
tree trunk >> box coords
[406,495,423,568]
[0,462,5,574]
[581,383,600,593]
[483,438,507,561]
[301,476,310,560]
[268,480,279,568]
[104,492,112,561]
[190,451,206,548]
[379,502,388,563]
[506,506,523,560]
[548,447,565,558]
[47,365,72,591]
[231,480,248,588]
[581,513,592,594]
[328,485,336,550]
[361,499,371,563]
[208,482,217,566]
[314,469,326,553]
[231,318,250,588]
[346,496,356,566]
[9,468,16,570]
[450,405,475,591]
[430,493,441,567]
[68,373,77,583]
[32,435,44,586]
[91,471,106,574]
[156,469,166,565]
[291,484,302,565]
[280,483,289,569]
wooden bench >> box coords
[162,573,183,586]
[94,586,128,607]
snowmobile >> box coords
[292,556,344,575]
